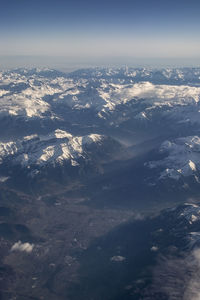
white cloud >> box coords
[101,82,200,105]
[110,255,126,262]
[183,249,200,300]
[149,248,200,300]
[151,246,159,252]
[11,241,34,253]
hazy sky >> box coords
[1,0,200,67]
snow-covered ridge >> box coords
[0,69,75,119]
[146,136,200,181]
[0,94,51,118]
[0,129,104,169]
[1,68,200,122]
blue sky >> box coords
[1,0,200,67]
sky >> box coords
[0,0,200,68]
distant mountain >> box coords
[1,67,200,127]
[69,67,200,85]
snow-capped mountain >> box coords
[0,129,121,178]
[96,81,200,123]
[1,67,200,129]
[1,66,200,186]
[2,66,200,300]
[146,136,200,182]
[69,67,200,85]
